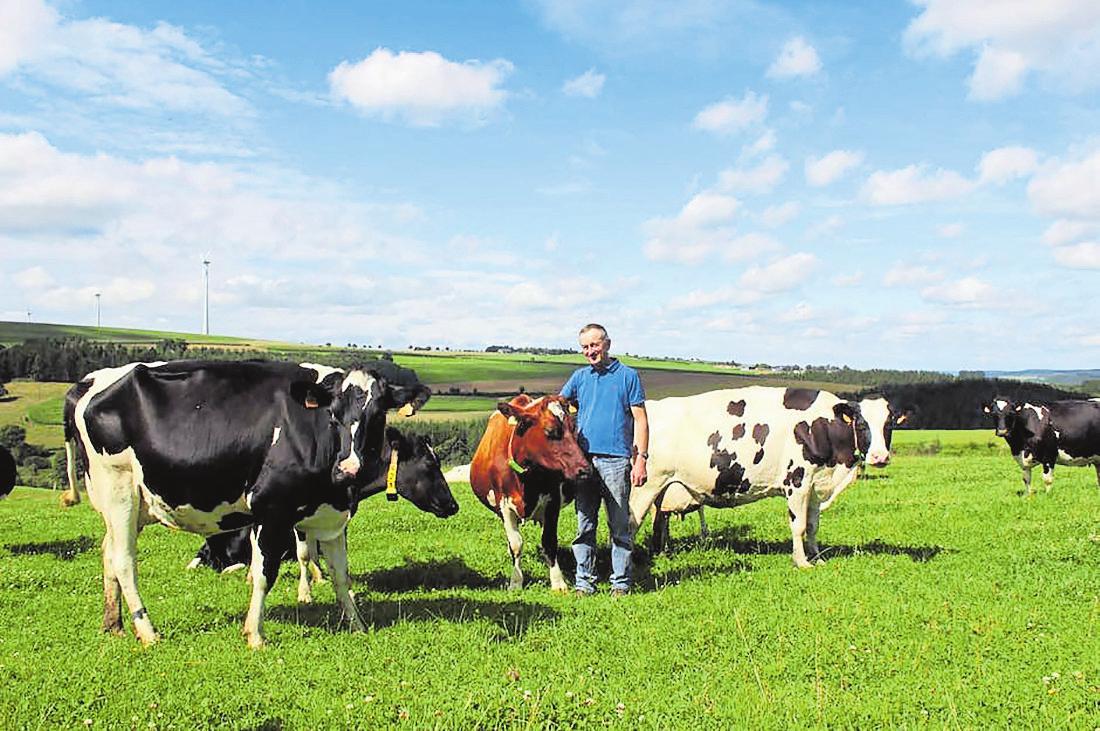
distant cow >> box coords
[0,444,15,500]
[68,359,455,647]
[984,397,1100,494]
[647,395,911,551]
[629,387,871,568]
[469,395,591,590]
[189,427,456,604]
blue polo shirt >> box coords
[560,359,645,458]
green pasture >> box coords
[1,435,1098,728]
[0,320,287,347]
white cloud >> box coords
[642,191,744,264]
[1027,150,1100,219]
[0,0,57,74]
[921,276,996,306]
[724,233,781,262]
[329,48,513,127]
[737,252,817,293]
[692,91,767,135]
[744,129,776,157]
[905,0,1100,100]
[760,201,800,228]
[767,37,822,79]
[884,264,943,287]
[562,68,605,98]
[0,1,251,119]
[832,271,863,287]
[679,192,740,227]
[806,214,844,238]
[937,223,965,238]
[1042,219,1099,247]
[805,149,864,187]
[978,146,1039,184]
[718,155,788,194]
[1052,242,1100,269]
[779,301,816,323]
[14,266,54,289]
[862,164,976,205]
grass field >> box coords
[1,435,1098,728]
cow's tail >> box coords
[59,381,89,508]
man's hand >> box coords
[631,456,647,487]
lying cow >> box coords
[68,359,455,647]
[469,394,591,590]
[629,387,871,568]
[647,395,911,552]
[189,426,456,604]
[0,444,15,500]
[984,397,1100,494]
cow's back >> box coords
[637,387,853,521]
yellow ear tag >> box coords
[842,413,852,424]
[568,405,578,414]
[897,415,908,425]
[398,403,415,417]
[507,416,518,426]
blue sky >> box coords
[1,0,1098,371]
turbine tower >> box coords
[95,292,101,329]
[202,258,211,335]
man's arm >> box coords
[630,403,648,487]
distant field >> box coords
[0,381,68,448]
[0,320,290,347]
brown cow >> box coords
[469,394,592,590]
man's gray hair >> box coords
[578,323,608,340]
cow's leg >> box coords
[100,529,123,635]
[803,494,823,563]
[1041,465,1054,493]
[649,508,670,554]
[1095,463,1100,488]
[787,486,814,569]
[698,506,709,540]
[501,501,524,590]
[295,532,313,604]
[60,440,80,507]
[317,531,365,633]
[103,494,157,645]
[1016,457,1034,496]
[242,525,291,648]
[539,491,568,592]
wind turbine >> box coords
[202,257,211,335]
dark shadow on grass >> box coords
[4,535,97,560]
[265,595,559,638]
[352,557,505,591]
[241,721,284,731]
[672,525,946,563]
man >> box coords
[560,323,648,596]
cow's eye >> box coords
[545,425,563,439]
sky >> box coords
[0,0,1098,371]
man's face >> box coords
[579,329,611,368]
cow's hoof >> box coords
[101,623,124,637]
[507,581,523,591]
[137,633,160,647]
[550,586,571,595]
[298,593,313,604]
[247,636,266,650]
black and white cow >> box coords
[68,359,457,647]
[0,444,15,500]
[646,395,912,552]
[984,397,1100,495]
[188,426,455,604]
[629,387,871,568]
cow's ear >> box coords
[290,381,334,410]
[497,401,534,428]
[389,383,431,416]
[833,402,859,425]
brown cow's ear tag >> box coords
[569,405,578,414]
[507,416,518,426]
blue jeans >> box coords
[573,456,633,593]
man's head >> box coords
[578,323,611,368]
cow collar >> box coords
[506,417,528,474]
[385,442,400,501]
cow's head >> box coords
[984,397,1048,438]
[378,428,459,518]
[858,396,914,468]
[496,395,592,481]
[839,401,873,466]
[983,397,1018,437]
[296,368,430,488]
